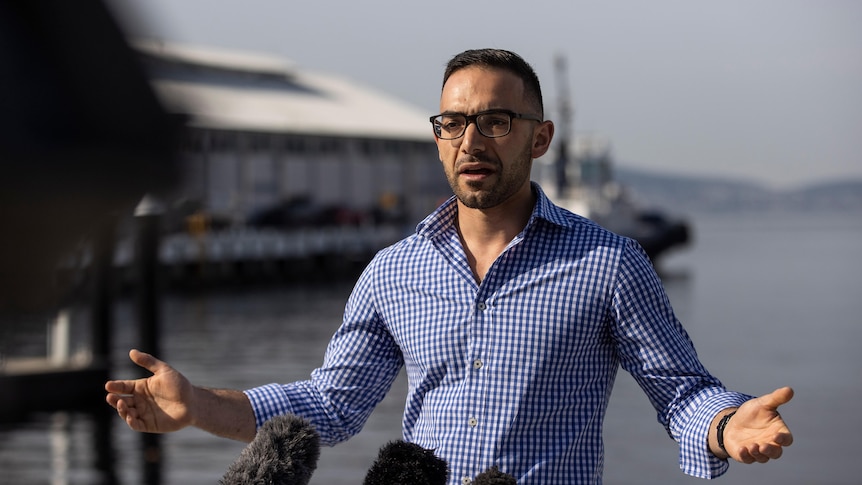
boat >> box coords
[535,56,690,262]
[536,136,690,262]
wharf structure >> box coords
[3,40,446,419]
[129,41,450,284]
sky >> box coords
[106,0,861,189]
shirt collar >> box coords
[416,182,572,240]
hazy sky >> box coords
[107,0,861,189]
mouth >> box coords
[459,169,494,185]
[461,167,493,175]
[457,161,496,180]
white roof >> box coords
[134,40,433,142]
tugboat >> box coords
[538,56,690,262]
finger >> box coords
[115,399,146,429]
[117,399,146,429]
[758,386,794,411]
[129,348,171,375]
[776,429,794,447]
[749,444,773,463]
[117,399,140,419]
[109,394,133,414]
[105,379,136,395]
[736,447,755,464]
[738,444,769,464]
[106,392,120,409]
[760,442,784,460]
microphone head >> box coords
[363,440,448,485]
[221,414,320,485]
[473,465,517,485]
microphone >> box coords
[473,465,517,484]
[363,440,449,485]
[221,414,320,485]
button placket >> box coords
[466,293,489,479]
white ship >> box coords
[536,136,690,262]
[534,56,690,262]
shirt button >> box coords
[473,359,483,369]
[462,477,472,485]
[476,302,486,311]
[468,417,478,428]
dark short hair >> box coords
[442,49,544,119]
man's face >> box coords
[435,66,544,210]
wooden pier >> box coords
[0,358,109,419]
[2,221,405,421]
[1,310,109,420]
[113,225,407,287]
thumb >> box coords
[757,386,794,411]
[129,348,171,375]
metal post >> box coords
[91,215,116,367]
[92,214,120,484]
[134,195,164,485]
[134,195,163,356]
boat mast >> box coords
[554,54,574,198]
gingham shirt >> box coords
[245,183,751,484]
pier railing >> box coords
[113,224,407,286]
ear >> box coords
[531,120,554,159]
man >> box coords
[106,49,793,484]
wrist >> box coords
[193,387,257,442]
[188,385,207,429]
[716,410,736,454]
[709,408,738,460]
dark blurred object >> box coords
[363,440,449,485]
[247,195,366,229]
[473,465,517,484]
[0,0,180,312]
[221,414,320,485]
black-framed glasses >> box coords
[429,109,542,140]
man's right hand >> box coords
[105,349,196,433]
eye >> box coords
[440,116,465,131]
[483,113,509,126]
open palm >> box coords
[725,387,794,463]
[105,349,196,433]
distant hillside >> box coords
[615,166,862,213]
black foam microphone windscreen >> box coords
[363,440,448,485]
[473,465,517,484]
[221,414,320,485]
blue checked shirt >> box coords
[245,183,752,484]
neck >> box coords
[455,185,535,283]
[456,184,534,240]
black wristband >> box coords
[716,410,737,454]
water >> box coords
[1,209,861,484]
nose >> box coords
[459,119,485,153]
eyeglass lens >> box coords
[434,112,512,139]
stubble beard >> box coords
[448,143,533,210]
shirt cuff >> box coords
[244,383,294,429]
[678,391,754,479]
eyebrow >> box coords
[438,108,512,116]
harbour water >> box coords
[1,209,860,484]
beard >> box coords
[447,142,533,210]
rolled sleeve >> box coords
[241,263,402,446]
[244,380,362,445]
[244,383,293,429]
[677,391,754,478]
